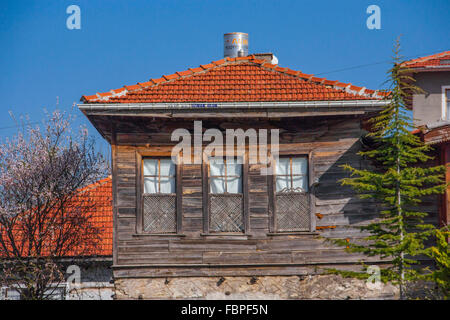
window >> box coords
[1,286,65,300]
[142,158,177,233]
[208,157,244,233]
[446,88,450,120]
[275,157,308,193]
[273,156,310,232]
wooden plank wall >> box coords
[109,116,439,278]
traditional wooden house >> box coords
[79,37,404,299]
[404,51,450,227]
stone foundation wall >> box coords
[114,275,399,300]
[67,282,114,300]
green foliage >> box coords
[331,39,446,298]
[425,228,450,299]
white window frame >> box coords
[442,85,450,120]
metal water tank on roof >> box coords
[224,32,249,58]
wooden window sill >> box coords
[267,232,318,236]
[200,233,251,239]
[132,233,187,237]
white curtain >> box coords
[210,177,226,194]
[209,158,242,194]
[276,158,290,175]
[160,159,176,176]
[227,176,242,194]
[160,177,176,193]
[276,175,290,192]
[143,159,175,194]
[275,157,308,192]
[143,159,158,176]
[143,177,157,193]
[292,157,308,175]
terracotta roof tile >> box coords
[124,84,141,91]
[403,50,450,69]
[138,81,154,88]
[189,67,203,73]
[163,73,180,81]
[1,177,113,258]
[81,56,384,103]
[151,77,165,84]
[200,63,215,69]
[97,92,112,98]
[212,59,226,65]
[335,82,350,88]
[176,70,192,76]
[82,94,98,101]
[112,87,126,94]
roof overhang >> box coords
[79,100,389,143]
[408,66,450,73]
[79,99,388,116]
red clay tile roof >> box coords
[81,55,385,103]
[423,124,450,145]
[403,51,450,69]
[1,177,113,258]
[77,176,113,257]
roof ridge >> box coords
[81,56,385,103]
[76,176,112,195]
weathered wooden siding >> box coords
[109,116,439,278]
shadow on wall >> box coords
[314,140,379,239]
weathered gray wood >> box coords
[105,116,439,279]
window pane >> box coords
[292,176,308,192]
[276,176,290,192]
[276,158,290,175]
[210,177,226,194]
[210,159,225,176]
[226,160,242,177]
[292,157,308,175]
[143,159,158,176]
[144,177,158,193]
[160,159,175,176]
[446,89,450,100]
[227,176,242,193]
[448,102,450,120]
[160,177,175,194]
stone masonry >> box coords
[114,275,399,300]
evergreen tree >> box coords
[332,40,446,299]
[426,227,449,299]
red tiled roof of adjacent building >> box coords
[403,51,450,69]
[77,176,113,257]
[0,177,113,258]
[423,124,450,145]
[81,55,387,104]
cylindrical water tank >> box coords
[224,32,249,58]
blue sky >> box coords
[1,0,449,155]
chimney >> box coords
[224,32,248,58]
[254,53,278,65]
